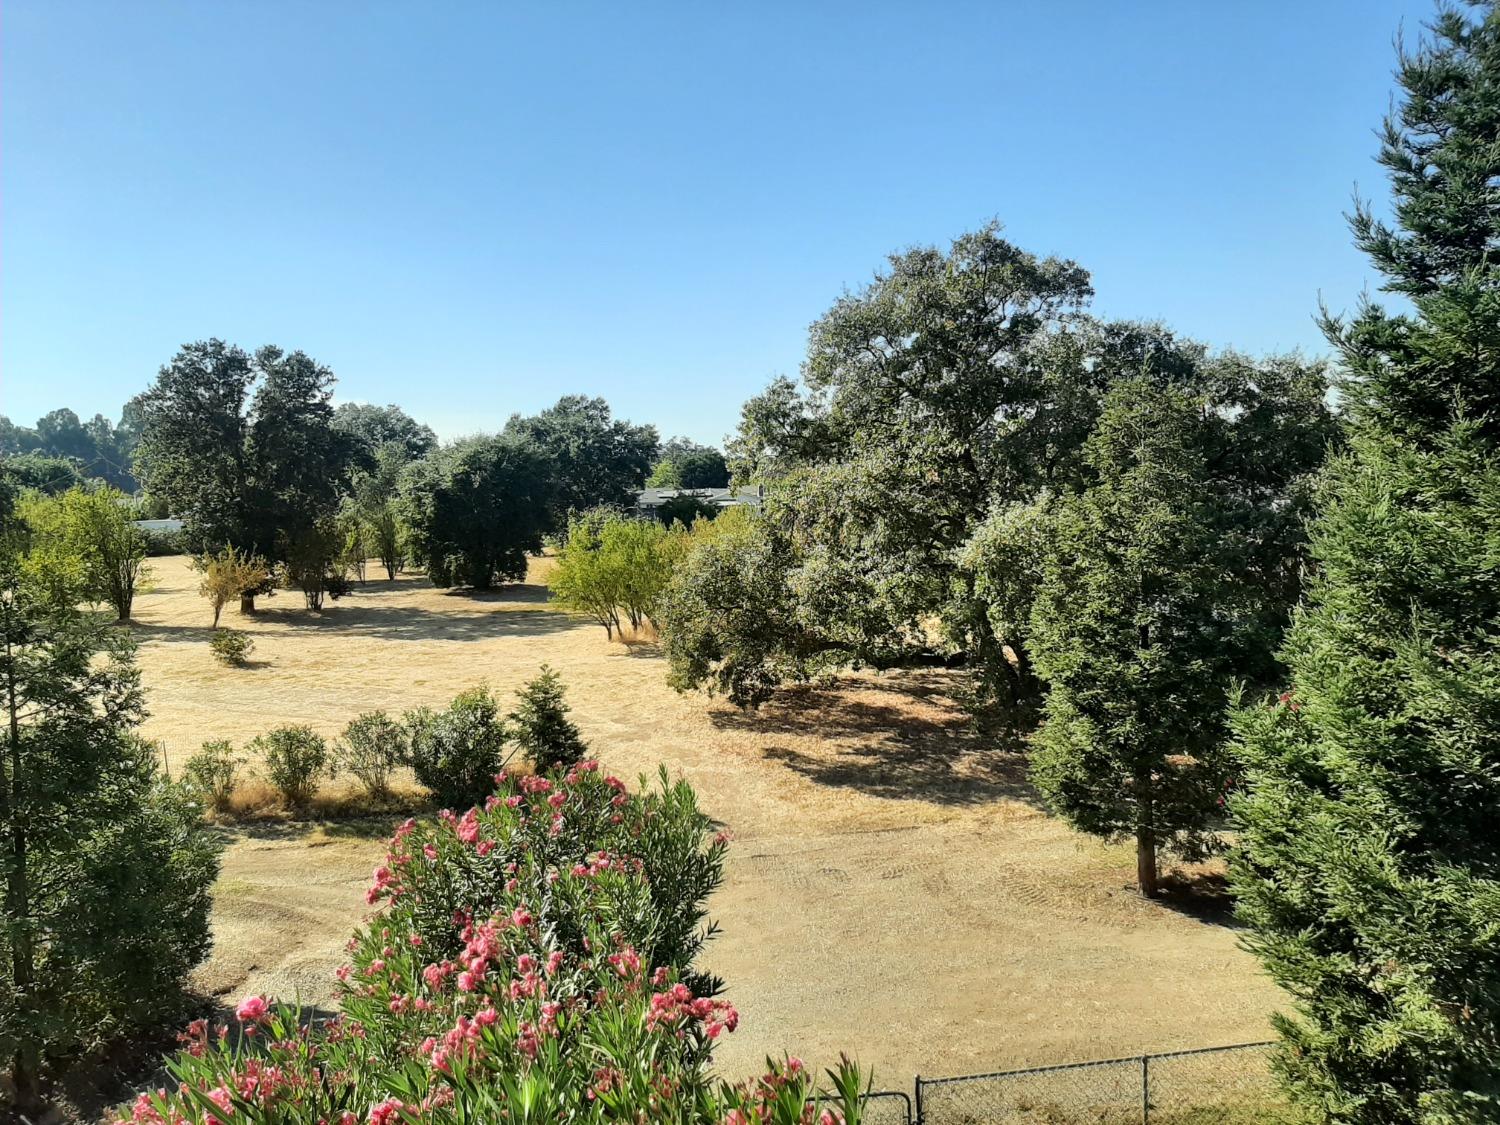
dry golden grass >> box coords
[127,555,1282,1085]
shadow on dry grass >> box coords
[247,599,569,642]
[126,578,571,645]
[710,672,1044,808]
[201,780,433,842]
[1155,869,1242,929]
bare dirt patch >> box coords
[129,555,1282,1086]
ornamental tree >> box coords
[1232,7,1500,1119]
[194,544,271,627]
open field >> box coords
[128,554,1282,1086]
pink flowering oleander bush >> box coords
[120,762,869,1124]
[377,761,729,997]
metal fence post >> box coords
[1140,1054,1150,1125]
[913,1075,923,1125]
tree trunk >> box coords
[239,592,257,614]
[1011,640,1041,708]
[5,643,40,1112]
[1136,823,1159,898]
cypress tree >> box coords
[1232,6,1500,1120]
[1029,380,1238,898]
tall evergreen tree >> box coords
[1027,376,1318,896]
[1232,6,1500,1120]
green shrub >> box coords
[141,527,186,556]
[508,665,586,774]
[250,725,329,809]
[404,687,508,809]
[656,491,720,528]
[182,740,243,812]
[336,710,406,797]
[208,628,254,666]
[194,545,272,625]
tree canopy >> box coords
[504,395,657,525]
[397,435,554,589]
[671,226,1336,718]
[134,340,355,576]
[0,404,142,492]
[648,438,730,489]
[332,401,437,467]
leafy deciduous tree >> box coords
[331,402,437,467]
[648,438,730,489]
[505,396,657,526]
[17,486,151,620]
[551,510,683,639]
[398,436,553,590]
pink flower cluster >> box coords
[648,982,740,1040]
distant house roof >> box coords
[132,518,184,533]
[634,486,762,509]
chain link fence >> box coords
[856,1091,916,1125]
[839,1042,1293,1125]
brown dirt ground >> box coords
[128,555,1282,1087]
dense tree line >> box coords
[3,364,729,610]
[118,341,671,603]
[648,437,731,489]
[0,404,144,492]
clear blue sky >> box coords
[3,1,1433,445]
